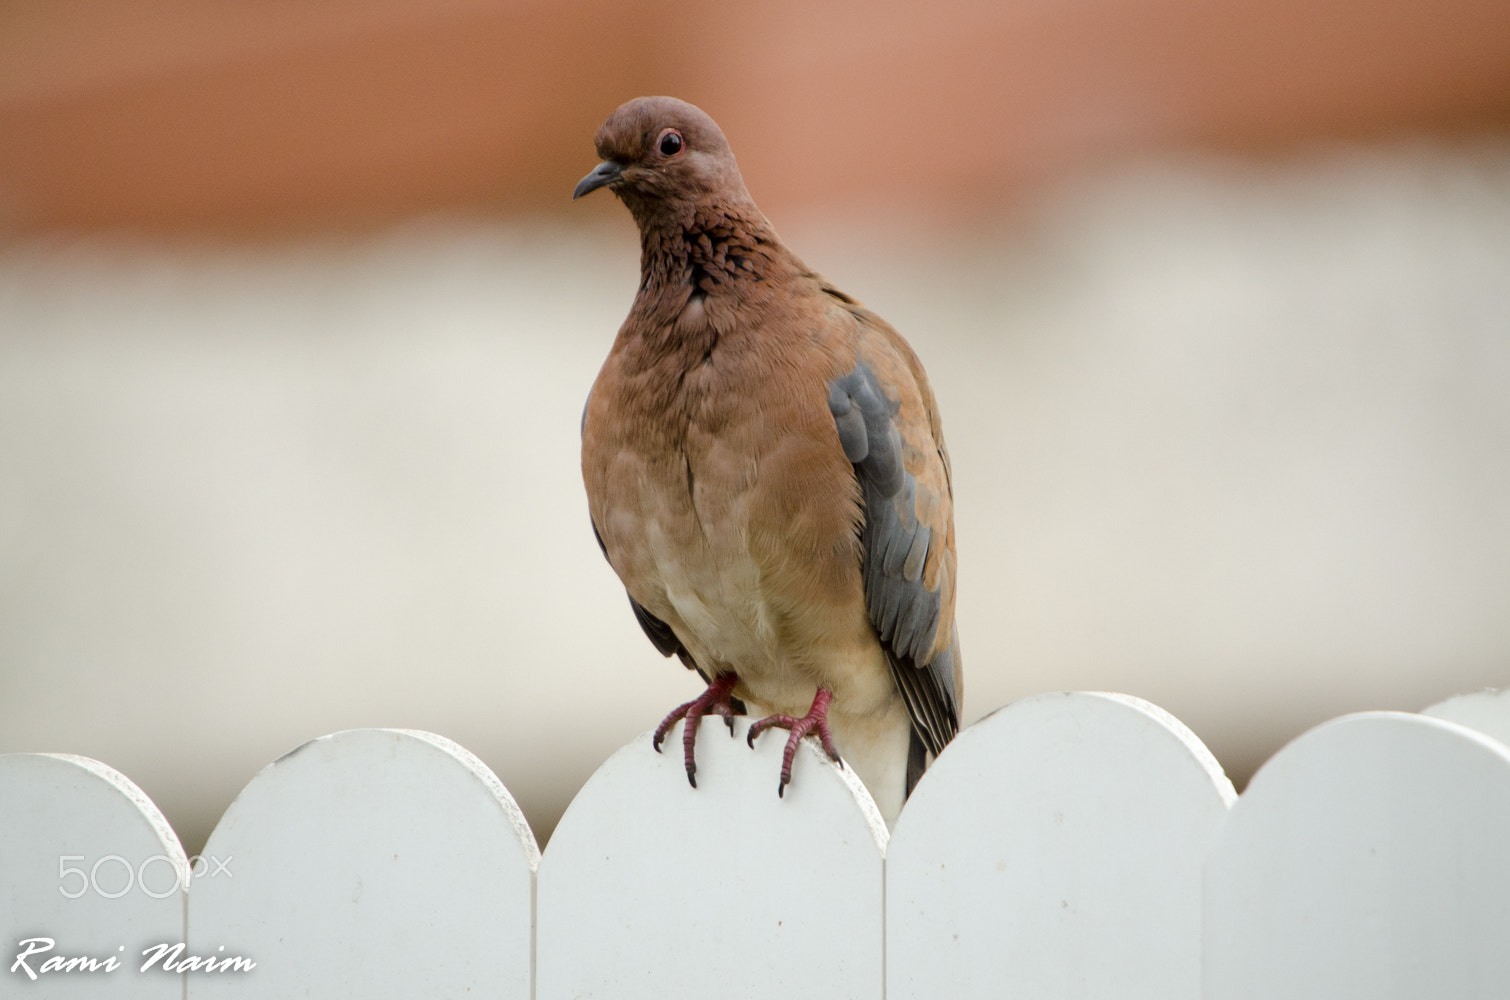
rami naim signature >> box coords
[10,938,255,979]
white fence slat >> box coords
[1422,688,1510,749]
[886,691,1235,1000]
[1204,711,1510,999]
[184,728,537,1000]
[536,716,887,1000]
[0,753,186,999]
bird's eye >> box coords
[658,129,684,157]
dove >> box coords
[576,96,960,824]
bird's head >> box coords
[572,97,748,214]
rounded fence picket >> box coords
[1204,711,1510,999]
[536,715,887,1000]
[184,728,538,999]
[886,691,1235,999]
[0,752,186,998]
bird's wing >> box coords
[826,299,962,759]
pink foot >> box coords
[746,688,843,797]
[653,673,742,788]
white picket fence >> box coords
[3,689,1509,999]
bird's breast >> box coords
[584,328,870,685]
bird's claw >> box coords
[747,688,842,799]
[651,674,742,787]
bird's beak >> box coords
[573,160,624,200]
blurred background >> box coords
[3,0,1509,854]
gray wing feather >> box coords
[829,362,960,758]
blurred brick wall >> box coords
[2,0,1509,236]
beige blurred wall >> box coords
[4,144,1510,853]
